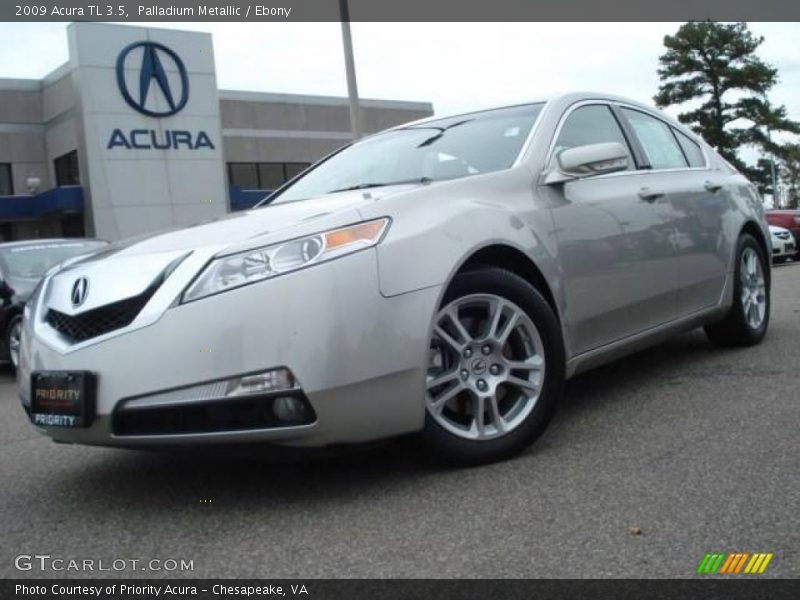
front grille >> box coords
[112,393,316,436]
[46,286,157,343]
[43,253,188,344]
[776,232,791,240]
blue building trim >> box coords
[229,186,273,212]
[0,186,84,220]
[0,185,277,220]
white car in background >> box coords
[770,225,795,263]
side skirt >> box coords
[565,303,729,379]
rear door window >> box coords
[673,129,706,168]
[620,108,688,170]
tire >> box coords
[704,234,770,347]
[773,256,787,264]
[422,268,565,465]
[6,314,22,371]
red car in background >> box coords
[766,210,800,257]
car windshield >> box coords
[0,242,106,279]
[266,103,544,204]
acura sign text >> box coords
[107,129,215,150]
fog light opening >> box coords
[272,395,307,423]
[226,368,296,397]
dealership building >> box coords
[0,22,432,241]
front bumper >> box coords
[771,236,796,259]
[790,227,800,256]
[19,250,441,447]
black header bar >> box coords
[5,579,800,600]
[2,0,800,22]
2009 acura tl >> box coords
[19,92,771,464]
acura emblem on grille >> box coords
[71,277,89,307]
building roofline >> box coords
[0,78,42,92]
[0,62,72,91]
[219,89,433,112]
[42,62,73,87]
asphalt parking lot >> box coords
[1,264,798,580]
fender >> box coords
[357,166,560,301]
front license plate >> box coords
[30,371,95,428]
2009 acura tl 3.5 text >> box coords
[19,92,771,464]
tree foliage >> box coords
[778,144,800,208]
[654,21,799,188]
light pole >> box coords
[339,0,363,140]
[769,158,780,207]
[761,94,781,207]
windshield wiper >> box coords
[415,119,473,148]
[327,177,433,195]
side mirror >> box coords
[545,142,629,184]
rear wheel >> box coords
[704,234,769,347]
[423,268,564,465]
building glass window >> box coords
[228,163,260,190]
[257,163,285,189]
[228,162,311,190]
[54,151,81,186]
[0,163,13,196]
[284,163,309,181]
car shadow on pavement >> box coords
[558,329,718,414]
[40,438,446,519]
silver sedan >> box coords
[19,92,771,464]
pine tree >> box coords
[778,144,800,208]
[654,21,799,187]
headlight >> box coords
[182,218,390,303]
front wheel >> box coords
[422,268,565,465]
[6,315,22,371]
[705,233,770,347]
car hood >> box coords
[43,187,411,314]
[102,192,385,256]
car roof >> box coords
[393,91,664,130]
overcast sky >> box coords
[1,22,798,120]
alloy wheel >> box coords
[740,247,767,330]
[8,319,21,369]
[426,294,545,441]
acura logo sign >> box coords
[116,41,189,117]
[71,277,89,307]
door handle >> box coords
[704,180,723,193]
[638,187,664,202]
